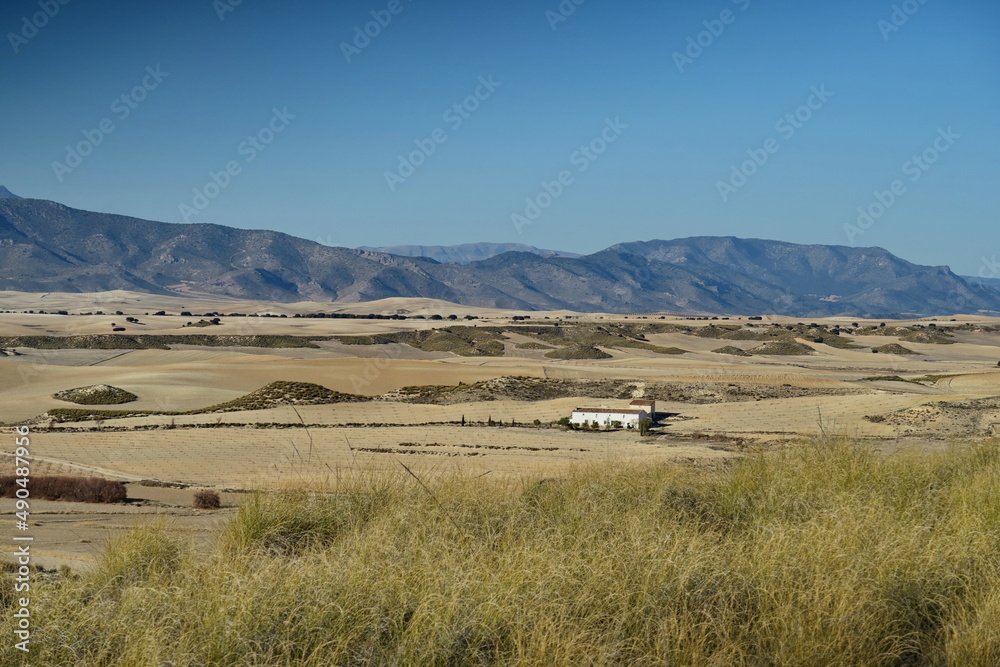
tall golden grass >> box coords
[5,438,1000,665]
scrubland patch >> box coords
[7,439,1000,664]
[53,385,138,405]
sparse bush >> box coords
[0,475,126,503]
[194,490,221,510]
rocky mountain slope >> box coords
[1,194,996,317]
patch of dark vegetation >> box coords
[858,376,924,384]
[201,381,368,412]
[872,344,919,355]
[355,447,485,457]
[0,475,126,503]
[685,323,865,349]
[514,342,554,350]
[0,334,324,350]
[44,381,369,423]
[398,442,583,452]
[380,376,874,406]
[194,490,221,509]
[139,480,190,489]
[337,323,690,357]
[712,346,752,357]
[52,384,138,405]
[544,345,613,360]
[337,326,505,356]
[899,330,955,344]
[750,341,816,355]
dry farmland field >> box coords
[1,291,999,566]
[5,291,1000,663]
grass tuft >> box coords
[8,440,1000,664]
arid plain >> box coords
[2,290,999,570]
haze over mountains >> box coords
[1,191,997,317]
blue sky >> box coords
[1,0,997,274]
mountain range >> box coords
[1,190,997,317]
[357,243,580,264]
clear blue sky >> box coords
[1,0,997,274]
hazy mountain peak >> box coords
[0,186,21,199]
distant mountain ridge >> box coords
[0,186,21,199]
[357,242,580,264]
[0,191,997,317]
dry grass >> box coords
[0,475,126,503]
[5,439,1000,664]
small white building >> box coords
[570,406,650,429]
[629,399,656,418]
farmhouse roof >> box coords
[573,407,648,415]
[629,399,655,405]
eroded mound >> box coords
[203,381,369,412]
[53,385,138,405]
[872,344,919,355]
[751,341,815,355]
[544,345,613,360]
[713,346,752,357]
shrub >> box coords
[0,475,126,503]
[194,490,221,510]
[544,345,613,360]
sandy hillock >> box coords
[750,341,815,355]
[713,346,752,357]
[52,385,138,405]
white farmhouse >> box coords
[629,398,656,417]
[570,406,650,429]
